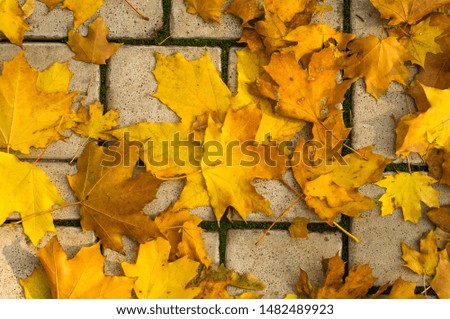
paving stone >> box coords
[350,0,383,37]
[19,0,163,40]
[170,0,242,39]
[0,227,96,298]
[104,232,220,276]
[107,45,222,126]
[225,229,342,298]
[0,43,100,160]
[311,0,344,30]
[349,180,450,286]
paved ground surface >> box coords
[0,0,449,298]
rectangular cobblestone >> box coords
[170,0,242,39]
[225,229,342,298]
[349,180,450,285]
[0,227,96,298]
[20,0,163,40]
[0,43,100,160]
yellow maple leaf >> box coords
[263,0,307,22]
[283,23,355,60]
[152,50,232,126]
[68,16,122,64]
[67,142,162,253]
[395,16,444,67]
[113,122,202,178]
[375,172,440,223]
[122,237,201,299]
[201,106,288,221]
[195,264,265,298]
[293,144,389,224]
[388,278,425,299]
[184,0,226,23]
[22,237,133,298]
[72,101,119,140]
[20,265,51,299]
[370,0,450,25]
[397,85,450,156]
[234,48,305,143]
[262,48,356,123]
[0,51,77,154]
[401,230,439,276]
[345,35,412,100]
[155,207,211,267]
[62,0,104,29]
[0,0,30,46]
[227,0,263,25]
[296,254,379,298]
[36,62,73,94]
[0,152,64,245]
[429,246,450,298]
[288,217,309,238]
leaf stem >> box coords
[255,196,303,246]
[123,0,149,20]
[8,201,82,226]
[333,221,360,243]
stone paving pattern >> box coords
[0,0,449,299]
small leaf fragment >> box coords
[288,217,309,238]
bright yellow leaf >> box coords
[234,48,305,143]
[388,278,425,299]
[283,23,355,60]
[0,51,77,154]
[288,217,309,238]
[184,0,226,23]
[122,237,201,299]
[370,0,450,25]
[396,17,444,67]
[375,172,440,223]
[429,247,450,298]
[36,62,73,94]
[345,35,412,100]
[227,0,263,25]
[0,152,64,245]
[68,16,122,64]
[401,230,439,276]
[201,106,288,221]
[155,208,211,266]
[28,237,133,298]
[0,0,30,46]
[62,0,104,29]
[152,50,232,126]
[397,85,450,156]
[72,101,119,140]
[263,0,307,22]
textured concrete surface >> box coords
[170,0,242,39]
[107,45,222,126]
[20,0,163,40]
[0,227,96,298]
[226,230,342,298]
[350,181,450,285]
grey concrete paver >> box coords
[226,229,342,298]
[104,232,219,276]
[170,0,242,39]
[349,181,450,285]
[0,227,96,298]
[20,0,163,40]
